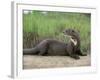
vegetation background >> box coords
[23,10,91,54]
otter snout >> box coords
[63,30,67,35]
[63,29,69,36]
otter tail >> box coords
[23,47,38,55]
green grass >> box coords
[23,10,91,53]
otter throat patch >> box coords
[70,38,77,46]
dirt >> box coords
[23,55,91,69]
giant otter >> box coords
[23,29,86,59]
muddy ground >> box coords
[23,55,91,69]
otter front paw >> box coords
[74,55,80,60]
[70,55,80,60]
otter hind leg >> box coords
[38,50,47,56]
[38,47,48,56]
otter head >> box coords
[63,29,79,46]
[63,29,78,37]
